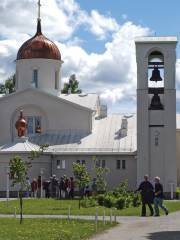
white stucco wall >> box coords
[0,89,92,145]
[16,59,62,95]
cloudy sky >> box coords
[1,0,180,113]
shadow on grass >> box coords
[147,231,180,240]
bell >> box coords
[150,66,162,82]
[150,92,163,110]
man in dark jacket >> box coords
[154,176,168,216]
[136,175,154,216]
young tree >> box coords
[93,157,109,193]
[72,162,90,208]
[9,145,48,224]
[5,74,16,93]
[61,74,82,94]
[0,74,16,94]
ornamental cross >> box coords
[38,0,41,19]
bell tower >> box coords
[135,37,177,193]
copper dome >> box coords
[17,20,61,61]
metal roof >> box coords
[0,114,137,154]
[0,137,39,152]
[59,93,99,111]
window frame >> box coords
[57,159,66,170]
[33,69,38,88]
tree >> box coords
[0,84,6,94]
[61,74,82,94]
[72,162,90,208]
[5,74,16,93]
[9,145,48,224]
[93,157,109,193]
[0,74,16,94]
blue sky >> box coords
[0,0,180,113]
[76,0,180,55]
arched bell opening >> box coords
[148,51,164,88]
[148,51,164,110]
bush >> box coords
[116,197,126,209]
[132,193,141,207]
[97,194,105,206]
[104,196,116,208]
[125,196,131,208]
[81,197,97,208]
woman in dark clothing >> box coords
[136,175,154,217]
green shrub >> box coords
[116,197,126,209]
[125,196,131,208]
[81,197,97,208]
[132,193,141,207]
[97,194,105,206]
[104,196,116,208]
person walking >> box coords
[154,176,168,216]
[31,178,38,198]
[136,175,154,217]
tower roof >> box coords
[16,19,61,61]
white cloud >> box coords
[59,21,151,108]
[0,0,161,113]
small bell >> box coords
[150,66,162,82]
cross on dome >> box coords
[38,0,41,20]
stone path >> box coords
[91,212,180,240]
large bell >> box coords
[150,92,163,110]
[150,66,162,82]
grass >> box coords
[0,218,116,240]
[0,199,180,216]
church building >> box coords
[0,3,179,197]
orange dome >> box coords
[15,110,27,138]
[17,20,61,61]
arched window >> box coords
[148,51,164,88]
[32,69,38,88]
[55,71,59,90]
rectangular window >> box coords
[102,160,106,168]
[33,69,38,88]
[122,160,126,169]
[35,116,41,133]
[116,160,121,169]
[55,71,59,90]
[76,160,86,165]
[57,160,61,169]
[27,117,34,135]
[26,116,42,135]
[81,160,86,165]
[57,160,66,169]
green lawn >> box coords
[0,199,180,216]
[0,218,115,240]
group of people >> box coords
[30,175,75,199]
[29,175,98,199]
[136,175,169,217]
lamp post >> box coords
[6,167,10,204]
[40,168,44,198]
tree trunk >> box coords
[19,190,23,224]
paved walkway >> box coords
[91,212,180,240]
[0,210,180,239]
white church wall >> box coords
[16,59,62,95]
[51,154,137,190]
[176,130,180,186]
[0,90,92,145]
